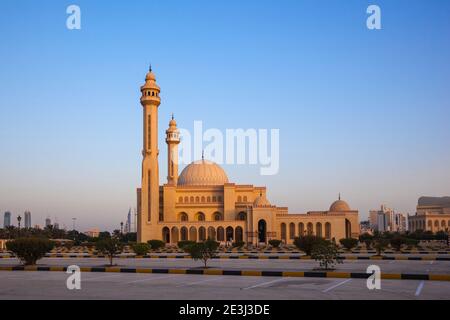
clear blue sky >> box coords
[1,0,449,231]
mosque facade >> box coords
[137,68,360,245]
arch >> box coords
[298,223,305,236]
[237,196,242,202]
[428,220,432,229]
[280,223,287,241]
[208,227,216,240]
[218,196,222,202]
[213,212,223,221]
[237,212,246,221]
[235,226,243,242]
[434,220,439,228]
[258,219,267,243]
[189,227,197,242]
[196,212,205,221]
[316,222,322,238]
[307,222,313,235]
[243,196,248,202]
[345,219,352,238]
[289,223,295,240]
[179,212,188,222]
[195,196,200,203]
[217,227,225,242]
[199,227,206,241]
[226,226,234,242]
[207,196,211,203]
[184,196,189,203]
[171,227,179,243]
[212,196,217,202]
[180,227,188,241]
[162,227,170,244]
[325,222,331,239]
[201,196,205,203]
[178,197,183,203]
[190,196,194,203]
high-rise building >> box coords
[24,211,31,228]
[369,205,397,232]
[45,217,51,227]
[3,211,11,228]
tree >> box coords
[268,239,282,248]
[339,238,358,251]
[132,243,150,256]
[6,238,55,265]
[373,238,389,256]
[232,241,245,249]
[389,236,405,252]
[147,240,165,250]
[184,239,219,268]
[95,238,123,266]
[178,241,196,251]
[311,241,343,270]
[359,233,374,250]
[293,235,326,256]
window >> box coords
[207,196,211,203]
[195,196,200,203]
[213,212,223,221]
[184,196,189,203]
[201,196,205,203]
[237,196,242,202]
[218,196,222,202]
[237,212,246,221]
[212,196,217,202]
[178,197,183,203]
[196,212,205,221]
[280,223,287,241]
[243,196,248,202]
[179,213,188,222]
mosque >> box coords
[136,68,360,245]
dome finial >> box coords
[149,64,152,72]
[202,150,204,160]
[339,192,341,200]
[171,113,174,120]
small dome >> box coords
[145,71,156,81]
[329,199,351,212]
[178,160,229,186]
[253,193,271,207]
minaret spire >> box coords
[339,193,341,200]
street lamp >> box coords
[17,215,22,237]
[120,222,124,235]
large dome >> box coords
[178,160,229,186]
[329,199,351,212]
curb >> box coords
[0,265,449,281]
[1,255,450,261]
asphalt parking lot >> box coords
[1,257,448,274]
[0,270,449,300]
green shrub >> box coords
[404,238,419,248]
[232,241,245,249]
[359,233,374,250]
[178,241,196,250]
[293,235,326,256]
[339,238,358,251]
[373,238,390,256]
[184,239,219,268]
[6,238,55,265]
[311,241,343,270]
[147,240,165,250]
[268,239,282,248]
[389,236,405,251]
[132,243,150,256]
[95,238,123,266]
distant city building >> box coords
[54,222,60,229]
[409,196,450,233]
[45,217,51,227]
[3,212,11,228]
[24,211,31,228]
[84,228,100,238]
[359,220,373,234]
[125,208,132,233]
[34,224,42,230]
[369,205,406,232]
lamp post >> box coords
[17,215,22,237]
[120,222,124,235]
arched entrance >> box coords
[226,227,234,242]
[208,227,216,240]
[162,227,170,244]
[258,219,267,243]
[180,227,188,241]
[345,219,351,238]
[235,226,243,242]
[217,227,225,242]
[171,227,179,243]
[189,226,197,242]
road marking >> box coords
[176,276,223,287]
[322,279,352,293]
[242,278,285,290]
[415,281,425,297]
[125,275,176,284]
[389,260,396,264]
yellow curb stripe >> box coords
[105,267,121,273]
[279,256,289,259]
[300,256,311,260]
[345,256,357,260]
[370,256,383,260]
[241,270,262,276]
[429,274,450,281]
[49,266,65,272]
[394,256,408,260]
[203,269,223,275]
[136,268,152,274]
[239,256,249,259]
[168,269,186,274]
[24,266,38,271]
[282,271,304,277]
[80,267,92,272]
[326,272,351,278]
[0,266,13,271]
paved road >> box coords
[0,271,449,300]
[1,257,448,274]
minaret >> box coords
[166,114,180,185]
[138,66,161,241]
